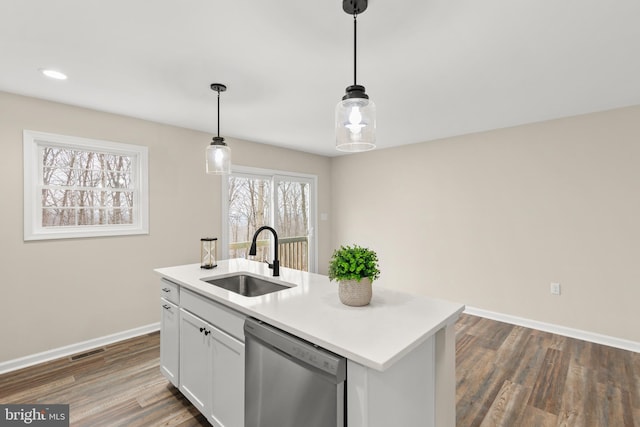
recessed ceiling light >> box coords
[40,69,68,80]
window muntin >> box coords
[222,166,317,273]
[24,130,149,240]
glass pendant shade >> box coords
[206,139,231,174]
[335,1,376,153]
[336,94,376,152]
[206,83,230,174]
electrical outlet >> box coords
[550,282,561,295]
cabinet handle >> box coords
[204,330,211,336]
[162,288,171,292]
[199,327,205,333]
[162,304,171,310]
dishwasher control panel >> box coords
[244,317,346,380]
[290,344,341,375]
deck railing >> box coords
[229,235,309,272]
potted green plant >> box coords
[328,244,380,306]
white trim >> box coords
[230,164,316,180]
[0,322,160,375]
[465,306,640,353]
[222,165,319,273]
[221,174,230,258]
[23,130,149,241]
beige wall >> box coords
[331,106,640,343]
[3,88,637,363]
[0,91,331,363]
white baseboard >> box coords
[0,322,160,375]
[3,308,638,375]
[464,306,640,354]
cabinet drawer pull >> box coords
[204,329,211,336]
[162,288,171,292]
[199,327,205,333]
[162,304,171,310]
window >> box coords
[222,166,317,273]
[23,130,149,240]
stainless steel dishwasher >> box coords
[244,317,347,427]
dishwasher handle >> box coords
[244,318,346,382]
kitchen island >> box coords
[155,259,464,427]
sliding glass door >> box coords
[274,175,312,272]
[223,167,316,272]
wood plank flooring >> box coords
[1,315,638,426]
[456,314,640,426]
[0,332,208,426]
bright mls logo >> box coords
[0,405,69,426]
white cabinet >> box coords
[160,299,180,386]
[209,322,244,427]
[160,279,180,387]
[179,309,212,413]
[178,289,245,427]
[160,278,179,304]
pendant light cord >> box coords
[353,13,358,86]
[216,90,220,137]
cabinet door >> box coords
[179,309,212,414]
[210,327,245,427]
[160,299,179,386]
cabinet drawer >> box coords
[160,279,179,304]
[181,288,245,342]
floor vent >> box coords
[70,348,105,361]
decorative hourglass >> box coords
[200,237,217,269]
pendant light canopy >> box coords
[206,83,231,174]
[336,0,376,152]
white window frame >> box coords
[221,165,318,273]
[23,130,149,241]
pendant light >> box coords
[336,0,376,152]
[206,83,231,174]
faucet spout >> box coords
[248,226,280,276]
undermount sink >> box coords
[202,274,292,297]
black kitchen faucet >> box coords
[248,226,280,276]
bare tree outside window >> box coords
[228,176,271,260]
[41,147,134,227]
[23,130,148,240]
[276,180,310,271]
[227,174,312,272]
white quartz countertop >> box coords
[155,259,464,371]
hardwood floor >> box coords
[1,315,638,426]
[456,314,640,426]
[0,332,208,427]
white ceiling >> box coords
[2,1,640,157]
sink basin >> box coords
[202,274,291,297]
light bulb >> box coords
[346,106,365,134]
[215,147,224,165]
[335,95,376,152]
[349,107,362,125]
